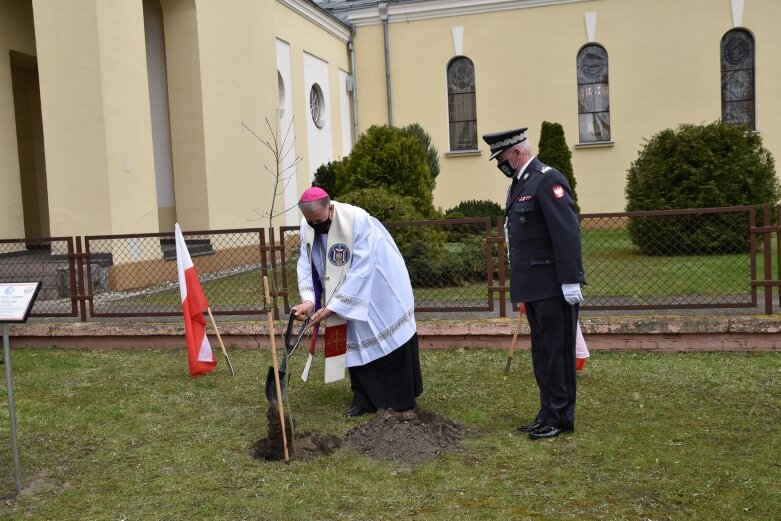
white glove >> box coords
[562,283,584,305]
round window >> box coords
[310,84,325,129]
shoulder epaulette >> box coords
[540,166,551,173]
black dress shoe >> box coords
[528,424,574,440]
[516,419,543,432]
[344,405,368,417]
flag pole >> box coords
[263,276,289,463]
[206,307,235,376]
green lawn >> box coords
[0,348,779,520]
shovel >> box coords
[265,312,310,402]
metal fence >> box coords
[0,205,778,321]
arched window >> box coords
[447,57,477,151]
[576,44,610,143]
[721,29,755,131]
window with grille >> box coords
[721,29,755,131]
[576,44,610,143]
[447,57,477,151]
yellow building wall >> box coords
[7,0,777,241]
[351,0,781,213]
[96,1,159,235]
[165,0,350,231]
[275,0,352,159]
[274,1,352,224]
[32,0,158,237]
[160,0,210,231]
[192,0,279,230]
[0,1,37,239]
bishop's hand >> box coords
[292,300,314,320]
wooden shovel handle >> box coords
[263,276,289,463]
[503,308,524,377]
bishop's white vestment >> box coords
[297,201,417,368]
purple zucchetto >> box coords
[299,187,329,202]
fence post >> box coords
[497,215,507,318]
[74,237,89,321]
[777,204,781,311]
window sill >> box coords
[575,141,614,149]
[445,149,481,157]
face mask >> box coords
[309,218,332,234]
[497,159,516,178]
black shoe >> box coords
[528,424,574,440]
[516,419,543,432]
[344,405,368,417]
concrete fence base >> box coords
[5,315,781,352]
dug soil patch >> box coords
[252,407,466,466]
[344,408,466,466]
[251,404,342,462]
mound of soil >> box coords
[252,406,465,466]
[344,409,465,466]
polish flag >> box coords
[175,224,217,377]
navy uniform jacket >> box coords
[506,157,586,303]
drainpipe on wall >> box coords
[347,29,359,144]
[379,2,392,126]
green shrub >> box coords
[625,121,780,255]
[312,158,346,198]
[403,239,474,287]
[446,200,503,225]
[402,123,440,180]
[443,199,502,241]
[537,121,579,213]
[337,188,445,263]
[337,187,421,222]
[336,125,436,217]
[336,188,488,288]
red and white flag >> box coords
[175,223,217,377]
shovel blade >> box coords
[264,365,289,402]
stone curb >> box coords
[5,314,781,352]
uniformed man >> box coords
[483,127,585,439]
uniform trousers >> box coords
[525,297,578,428]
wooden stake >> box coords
[206,307,235,376]
[503,308,524,379]
[263,276,289,463]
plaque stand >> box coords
[0,281,42,495]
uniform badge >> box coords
[327,243,351,266]
[523,173,529,181]
[517,195,533,202]
[552,185,565,199]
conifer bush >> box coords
[402,123,440,180]
[537,121,579,213]
[444,199,503,239]
[335,125,436,217]
[625,121,779,255]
